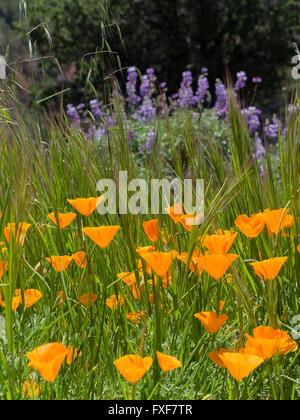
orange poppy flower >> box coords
[118,272,140,299]
[126,311,146,324]
[245,326,298,359]
[106,294,124,310]
[114,355,153,383]
[140,250,178,277]
[194,311,228,333]
[82,226,120,248]
[27,343,68,382]
[177,250,203,275]
[165,203,184,224]
[262,208,294,236]
[193,254,238,280]
[143,219,159,242]
[234,213,265,238]
[79,293,98,307]
[72,251,87,268]
[0,261,8,279]
[21,381,41,398]
[0,289,21,310]
[208,349,231,368]
[48,212,76,229]
[297,244,300,253]
[178,213,202,231]
[66,347,81,365]
[67,196,104,217]
[202,231,238,255]
[15,289,42,308]
[218,352,264,381]
[219,300,225,311]
[46,256,73,272]
[4,222,31,245]
[136,246,155,257]
[250,257,288,281]
[156,351,182,372]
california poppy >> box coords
[106,295,124,310]
[245,326,298,359]
[208,349,231,368]
[234,213,265,238]
[27,343,68,382]
[165,203,184,224]
[21,381,41,398]
[0,261,8,279]
[250,257,288,281]
[136,246,155,257]
[66,347,81,365]
[79,293,98,307]
[82,226,120,248]
[177,250,203,275]
[202,231,237,255]
[156,351,182,372]
[67,196,104,217]
[15,289,42,308]
[72,251,87,268]
[263,208,294,236]
[4,222,31,245]
[218,352,264,381]
[114,355,153,383]
[193,254,238,280]
[143,219,159,242]
[118,272,140,299]
[297,244,300,253]
[48,212,76,229]
[0,289,21,310]
[46,256,73,272]
[194,311,228,333]
[140,250,178,277]
[126,311,146,324]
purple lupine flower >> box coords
[90,99,103,119]
[76,103,85,110]
[214,80,228,117]
[235,71,247,90]
[171,93,179,100]
[139,129,155,153]
[146,67,157,82]
[253,135,265,160]
[195,75,209,104]
[201,67,208,73]
[133,96,156,122]
[140,75,151,99]
[160,82,167,90]
[178,70,196,109]
[264,116,280,139]
[252,77,262,83]
[126,67,141,107]
[241,106,261,134]
[66,104,81,127]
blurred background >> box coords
[0,0,300,115]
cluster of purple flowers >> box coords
[66,66,285,163]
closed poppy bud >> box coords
[156,351,182,372]
[66,347,81,365]
[114,355,153,383]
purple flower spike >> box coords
[252,77,262,83]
